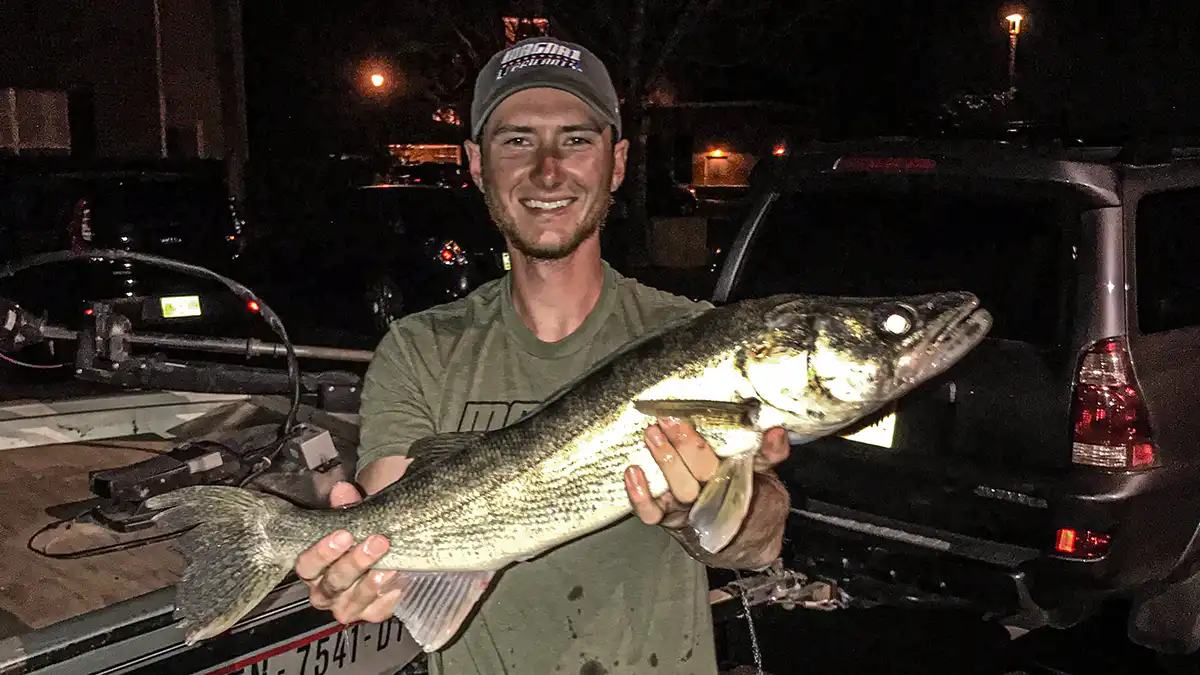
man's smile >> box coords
[520,197,577,213]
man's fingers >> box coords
[317,534,389,599]
[755,428,791,471]
[329,481,363,508]
[331,569,397,625]
[657,417,720,483]
[624,466,664,525]
[295,530,355,584]
[308,585,335,610]
[359,587,405,624]
[645,424,702,504]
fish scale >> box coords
[146,291,992,652]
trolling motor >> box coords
[0,249,377,542]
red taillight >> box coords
[84,307,94,316]
[438,240,464,264]
[247,300,260,313]
[1054,527,1111,558]
[1070,337,1155,469]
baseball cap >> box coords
[470,37,622,142]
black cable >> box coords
[0,249,302,435]
[26,509,193,559]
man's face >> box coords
[464,88,629,261]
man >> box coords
[293,37,792,674]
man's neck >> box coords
[508,237,606,343]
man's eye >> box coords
[502,137,530,147]
[565,136,593,146]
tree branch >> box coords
[644,0,722,87]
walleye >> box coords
[146,291,992,652]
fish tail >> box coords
[145,485,310,645]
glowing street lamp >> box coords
[370,73,385,88]
[1006,13,1023,35]
[1004,12,1025,96]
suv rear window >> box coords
[731,184,1078,347]
[1136,187,1200,334]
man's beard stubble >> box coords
[481,162,613,262]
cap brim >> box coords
[472,67,620,141]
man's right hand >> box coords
[294,481,401,624]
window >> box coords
[1136,188,1200,333]
[731,184,1080,347]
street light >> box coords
[1006,13,1024,34]
[370,73,385,88]
[1005,12,1024,97]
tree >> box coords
[384,0,826,257]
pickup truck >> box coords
[710,136,1200,667]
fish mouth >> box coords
[896,294,993,387]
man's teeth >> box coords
[524,198,573,210]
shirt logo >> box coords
[457,401,541,432]
[496,41,583,79]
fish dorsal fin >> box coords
[384,570,496,653]
[633,399,760,428]
[404,431,486,475]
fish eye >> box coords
[879,304,917,336]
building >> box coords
[647,101,815,188]
[0,0,248,193]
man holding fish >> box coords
[295,37,792,674]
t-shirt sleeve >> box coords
[355,321,438,479]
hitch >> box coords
[710,559,851,614]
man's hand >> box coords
[294,481,401,625]
[623,417,791,568]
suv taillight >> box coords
[1070,337,1156,469]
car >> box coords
[710,135,1200,664]
[233,183,509,349]
[0,158,251,340]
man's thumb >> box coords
[329,480,363,507]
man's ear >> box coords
[610,137,630,192]
[464,139,484,192]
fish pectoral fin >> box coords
[383,569,496,653]
[687,453,756,554]
[405,432,487,473]
[633,399,760,428]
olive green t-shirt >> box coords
[356,261,719,675]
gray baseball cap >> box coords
[470,37,622,142]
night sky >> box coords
[242,0,1200,157]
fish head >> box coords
[741,292,992,433]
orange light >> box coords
[709,149,725,158]
[370,73,385,88]
[1055,528,1077,553]
[247,300,260,313]
[772,144,787,156]
[1006,13,1024,35]
[1054,528,1111,558]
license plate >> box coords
[201,619,419,675]
[501,252,511,270]
[160,295,203,318]
[839,409,897,448]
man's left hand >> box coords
[623,417,790,530]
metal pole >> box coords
[6,88,18,155]
[153,0,167,158]
[1008,33,1018,96]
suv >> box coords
[0,159,247,332]
[711,137,1200,660]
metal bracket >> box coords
[710,559,850,612]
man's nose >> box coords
[531,148,565,188]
